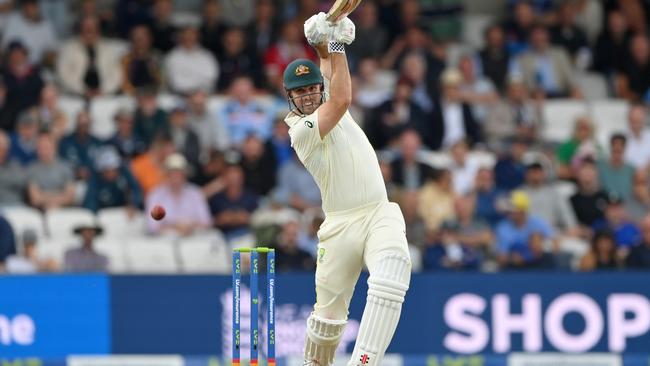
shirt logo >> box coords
[360,354,370,364]
[305,120,314,128]
[295,65,310,76]
[318,247,325,263]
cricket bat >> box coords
[326,0,363,22]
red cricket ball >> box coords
[150,205,166,221]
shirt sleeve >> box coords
[288,111,322,162]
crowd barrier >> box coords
[1,272,649,365]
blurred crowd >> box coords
[0,0,650,274]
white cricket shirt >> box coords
[284,108,387,213]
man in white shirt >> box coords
[624,103,650,170]
[1,0,57,65]
[164,26,219,94]
[285,13,411,366]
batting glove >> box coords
[332,17,355,45]
[304,12,332,46]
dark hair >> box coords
[610,133,627,146]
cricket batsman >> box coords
[282,12,412,366]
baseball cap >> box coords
[164,153,188,171]
[507,190,530,212]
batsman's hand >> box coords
[304,12,331,46]
[332,17,355,45]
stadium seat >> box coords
[97,207,146,238]
[58,96,86,134]
[418,151,451,169]
[125,236,180,273]
[38,236,73,265]
[541,100,589,142]
[89,96,136,139]
[44,208,96,239]
[462,14,494,49]
[177,231,230,273]
[1,206,46,243]
[94,237,128,273]
[589,100,629,150]
[577,73,610,100]
[157,93,182,111]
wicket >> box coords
[232,247,275,366]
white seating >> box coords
[89,96,136,139]
[44,208,96,239]
[541,100,589,142]
[577,73,610,100]
[97,207,146,238]
[58,96,86,134]
[157,93,182,111]
[177,231,230,273]
[38,236,73,265]
[125,236,179,273]
[462,14,494,49]
[555,181,578,201]
[94,237,128,273]
[417,150,496,169]
[1,206,45,243]
[589,100,629,149]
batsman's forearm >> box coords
[328,52,351,106]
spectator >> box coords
[0,41,44,132]
[354,57,395,110]
[219,76,274,146]
[216,27,264,91]
[149,0,177,53]
[164,26,219,94]
[390,129,433,192]
[478,24,511,92]
[579,230,620,271]
[0,130,27,206]
[83,147,143,213]
[8,110,39,166]
[269,116,292,168]
[218,0,255,27]
[428,69,482,150]
[347,1,388,64]
[167,105,201,180]
[263,20,316,92]
[627,169,650,221]
[495,190,557,269]
[5,228,57,273]
[598,134,635,200]
[422,220,481,271]
[245,0,280,56]
[239,135,276,196]
[36,85,68,140]
[570,161,609,236]
[592,193,641,250]
[26,133,75,210]
[273,220,316,272]
[146,153,212,236]
[453,194,493,257]
[199,0,226,58]
[592,10,631,77]
[502,0,536,55]
[187,89,229,158]
[106,108,146,160]
[556,116,601,180]
[623,104,650,170]
[474,167,507,228]
[63,220,108,272]
[131,131,176,195]
[485,73,541,149]
[549,2,589,60]
[515,24,581,98]
[133,87,169,147]
[56,15,123,97]
[449,139,481,196]
[1,0,57,65]
[494,138,528,191]
[616,33,650,102]
[58,110,103,181]
[365,77,426,150]
[418,168,456,233]
[209,162,259,240]
[522,162,578,235]
[626,214,650,268]
[272,152,320,212]
[197,150,228,196]
[458,54,498,124]
[399,52,434,113]
[0,214,16,270]
[121,25,162,95]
